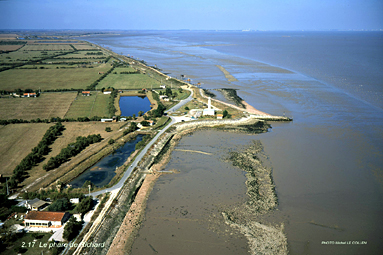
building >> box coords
[103,91,112,95]
[217,114,223,119]
[82,91,91,96]
[159,95,169,100]
[70,198,80,204]
[24,211,70,228]
[23,93,37,98]
[20,198,49,211]
[160,85,166,89]
[203,97,215,116]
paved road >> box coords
[88,88,193,197]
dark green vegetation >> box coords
[48,198,71,212]
[63,216,84,241]
[135,134,152,150]
[217,120,270,133]
[216,88,246,108]
[43,134,102,171]
[203,88,216,98]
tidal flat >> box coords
[130,129,286,255]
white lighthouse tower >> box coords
[203,97,215,116]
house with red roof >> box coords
[23,93,37,98]
[24,211,70,228]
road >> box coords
[88,88,193,197]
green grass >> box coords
[1,232,53,255]
[0,50,60,63]
[22,44,73,51]
[54,51,104,58]
[97,67,161,90]
[65,92,110,118]
[0,63,113,90]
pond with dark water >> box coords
[119,96,151,117]
[69,134,144,188]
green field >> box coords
[22,44,74,51]
[65,92,110,118]
[0,63,113,90]
[72,44,98,50]
[0,50,61,63]
[97,67,161,90]
[0,92,77,120]
[54,50,104,59]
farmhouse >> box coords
[23,93,36,98]
[19,198,49,211]
[24,211,70,228]
[217,114,223,119]
[82,91,91,96]
[159,95,169,101]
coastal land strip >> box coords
[64,41,291,255]
[1,33,292,255]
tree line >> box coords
[8,122,65,189]
[43,134,102,171]
[0,116,104,126]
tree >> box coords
[105,127,112,132]
[184,106,189,110]
[108,139,115,145]
[132,114,136,120]
[48,198,71,212]
[138,111,144,117]
[165,87,172,97]
[63,216,83,241]
[75,196,93,214]
[223,110,229,118]
[141,120,149,127]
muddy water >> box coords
[131,130,265,255]
[84,32,383,254]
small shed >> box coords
[82,91,91,96]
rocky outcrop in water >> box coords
[225,140,288,255]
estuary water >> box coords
[85,31,383,254]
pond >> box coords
[119,96,152,117]
[69,134,144,188]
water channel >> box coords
[69,135,144,188]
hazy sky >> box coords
[0,0,382,30]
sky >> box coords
[0,0,382,31]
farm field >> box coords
[0,123,53,176]
[22,44,74,51]
[65,92,110,118]
[0,63,113,90]
[97,67,161,90]
[54,50,104,58]
[0,92,77,120]
[0,44,24,51]
[0,50,60,63]
[72,44,98,50]
[20,121,123,191]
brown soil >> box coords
[106,173,160,255]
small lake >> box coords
[119,96,152,117]
[69,134,144,188]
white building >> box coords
[24,211,70,228]
[203,97,215,116]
